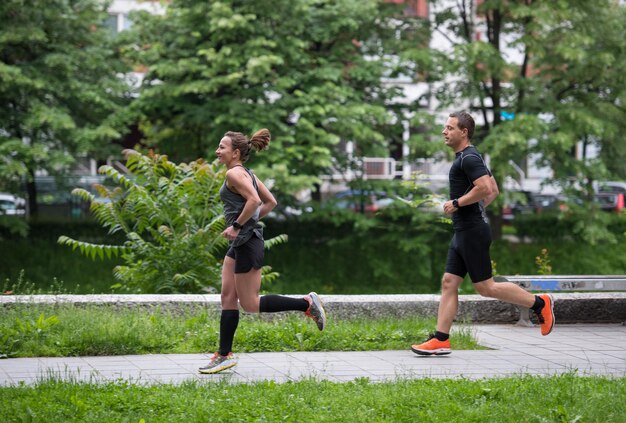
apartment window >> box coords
[397,0,428,18]
[123,14,133,30]
[104,14,118,36]
[104,14,133,36]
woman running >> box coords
[199,128,326,374]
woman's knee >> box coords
[239,298,258,313]
[220,281,239,309]
[233,271,261,313]
[221,290,238,308]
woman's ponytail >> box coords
[249,128,271,152]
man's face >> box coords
[442,117,467,149]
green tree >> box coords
[0,0,133,217]
[120,0,429,200]
[426,0,626,242]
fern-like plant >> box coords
[58,149,284,293]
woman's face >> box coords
[215,136,237,165]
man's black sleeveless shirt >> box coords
[449,145,492,231]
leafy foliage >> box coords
[58,149,283,293]
[535,248,552,276]
[58,150,227,293]
[481,0,626,187]
[119,0,429,198]
[0,216,28,240]
[263,200,452,294]
[3,214,625,295]
[0,312,59,358]
[428,0,626,242]
[0,0,133,216]
[511,209,625,245]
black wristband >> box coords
[232,221,244,230]
[452,199,460,209]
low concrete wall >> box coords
[2,293,625,324]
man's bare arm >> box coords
[482,176,499,207]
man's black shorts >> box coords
[445,221,492,283]
[226,235,264,274]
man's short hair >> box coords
[449,111,475,139]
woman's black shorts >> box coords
[225,235,264,274]
[445,221,492,283]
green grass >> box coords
[2,374,624,422]
[0,304,480,358]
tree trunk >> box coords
[489,210,503,241]
[486,8,504,241]
[311,183,322,202]
[26,167,38,218]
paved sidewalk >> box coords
[1,324,624,386]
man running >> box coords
[411,111,554,356]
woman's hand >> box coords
[222,225,240,241]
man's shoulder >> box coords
[459,151,484,165]
[460,145,483,156]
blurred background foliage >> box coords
[1,0,625,294]
[2,210,625,295]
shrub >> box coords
[512,210,625,244]
[263,206,451,294]
[58,149,237,293]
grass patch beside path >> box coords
[0,304,480,358]
[3,375,624,422]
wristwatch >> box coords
[232,221,244,230]
[452,199,460,209]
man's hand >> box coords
[443,200,458,215]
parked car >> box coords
[595,181,625,213]
[502,191,560,222]
[594,192,625,213]
[597,181,626,195]
[0,193,27,216]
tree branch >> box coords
[457,0,472,42]
[434,27,459,47]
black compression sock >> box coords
[530,295,545,313]
[434,331,449,341]
[259,295,309,313]
[218,309,239,356]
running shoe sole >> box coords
[198,360,237,374]
[411,346,451,356]
[308,292,326,331]
[540,294,555,336]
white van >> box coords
[0,193,26,216]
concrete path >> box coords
[1,324,624,386]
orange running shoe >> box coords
[536,294,555,336]
[411,334,451,356]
